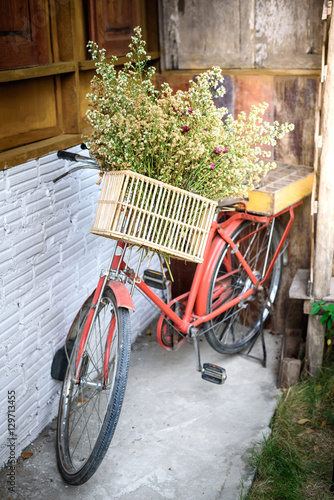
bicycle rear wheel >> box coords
[56,288,131,485]
[205,220,282,354]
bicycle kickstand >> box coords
[259,308,267,368]
[242,308,267,367]
[190,328,227,385]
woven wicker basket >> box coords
[91,171,217,263]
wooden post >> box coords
[307,14,334,375]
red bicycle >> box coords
[52,149,300,485]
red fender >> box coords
[194,218,244,317]
[106,280,135,311]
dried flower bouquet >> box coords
[86,27,294,202]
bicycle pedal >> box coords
[201,363,227,385]
[143,269,167,290]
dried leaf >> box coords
[302,428,313,434]
[21,452,33,460]
[320,418,327,427]
[297,418,310,425]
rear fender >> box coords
[195,218,244,317]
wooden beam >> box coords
[307,13,334,375]
[79,51,160,71]
[0,134,85,170]
[0,62,77,83]
[157,68,321,79]
[313,28,334,298]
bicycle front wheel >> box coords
[56,288,131,485]
[205,220,282,354]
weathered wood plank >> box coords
[79,52,160,71]
[306,9,334,376]
[0,62,77,83]
[289,269,310,300]
[0,77,60,152]
[0,133,88,171]
[273,76,318,166]
[159,0,255,69]
[159,0,322,70]
[278,358,302,388]
[283,329,303,359]
[254,0,322,69]
[313,19,334,300]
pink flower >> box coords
[222,146,228,153]
[213,146,222,154]
[188,109,193,114]
[181,125,190,133]
[210,163,215,170]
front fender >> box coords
[106,280,135,311]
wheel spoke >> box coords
[205,221,282,354]
[57,290,131,484]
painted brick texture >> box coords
[0,147,162,468]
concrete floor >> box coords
[0,325,282,500]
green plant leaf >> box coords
[310,303,320,315]
[320,311,330,323]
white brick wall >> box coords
[0,146,162,468]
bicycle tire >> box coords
[205,220,282,354]
[56,288,131,485]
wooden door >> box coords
[87,0,140,56]
[0,0,49,70]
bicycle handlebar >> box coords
[57,150,78,162]
[54,149,100,183]
[57,150,98,165]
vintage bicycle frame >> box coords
[74,199,302,378]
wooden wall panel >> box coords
[273,76,319,166]
[159,0,255,69]
[234,75,274,117]
[159,0,322,70]
[0,78,60,151]
[79,70,96,129]
[0,0,161,162]
[274,198,312,335]
[254,0,323,69]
